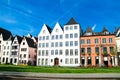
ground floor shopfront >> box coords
[81,54,118,67]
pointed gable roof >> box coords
[66,17,78,25]
[16,35,23,44]
[46,24,52,33]
[0,27,12,40]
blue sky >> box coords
[0,0,120,36]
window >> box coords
[70,58,73,64]
[8,46,10,50]
[70,26,73,30]
[103,47,107,54]
[75,49,78,55]
[55,42,58,47]
[45,59,48,65]
[87,48,91,54]
[12,51,17,55]
[24,54,26,58]
[60,35,63,39]
[51,50,54,55]
[65,34,69,38]
[110,47,114,53]
[109,38,113,43]
[102,38,106,43]
[75,41,78,46]
[14,59,17,63]
[65,41,69,46]
[42,50,45,56]
[65,58,69,64]
[95,47,99,53]
[75,58,78,64]
[55,49,58,55]
[46,43,49,47]
[39,43,41,48]
[74,26,77,29]
[7,51,9,55]
[94,38,99,44]
[65,27,68,30]
[46,36,49,40]
[12,46,17,49]
[81,48,85,53]
[46,50,48,56]
[20,54,22,58]
[4,46,6,50]
[59,42,63,47]
[70,49,73,56]
[87,57,91,65]
[14,41,17,44]
[87,39,91,44]
[70,34,73,38]
[56,35,58,39]
[43,36,45,40]
[65,49,69,56]
[59,50,63,55]
[21,48,27,51]
[51,42,54,47]
[29,54,30,58]
[42,43,45,47]
[43,30,45,33]
[39,37,42,40]
[74,33,78,38]
[38,50,41,56]
[81,39,85,44]
[23,42,25,45]
[52,35,54,40]
[70,41,73,46]
[56,29,58,32]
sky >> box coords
[0,0,120,36]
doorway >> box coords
[54,58,59,66]
[104,61,108,67]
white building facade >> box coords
[10,35,22,65]
[0,28,12,64]
[37,18,81,66]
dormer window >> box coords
[104,31,109,35]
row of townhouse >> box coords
[37,18,120,67]
[0,18,120,67]
[0,28,37,65]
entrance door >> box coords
[104,57,108,67]
[10,58,13,64]
[54,58,59,66]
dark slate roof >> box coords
[16,35,23,44]
[85,27,93,33]
[46,25,52,33]
[11,36,15,42]
[25,37,36,48]
[102,27,109,32]
[34,37,38,42]
[66,17,78,25]
[0,27,12,40]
